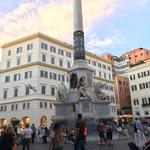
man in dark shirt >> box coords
[74,113,87,150]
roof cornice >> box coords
[1,32,112,64]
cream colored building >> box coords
[0,33,117,127]
[128,61,150,118]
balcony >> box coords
[141,103,150,107]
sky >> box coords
[0,0,150,61]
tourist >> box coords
[74,113,87,150]
[136,116,146,149]
[117,125,123,140]
[22,124,32,150]
[134,118,138,146]
[49,122,64,150]
[31,124,36,143]
[106,122,113,146]
[97,121,106,145]
[0,126,16,150]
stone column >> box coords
[73,0,83,31]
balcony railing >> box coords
[142,103,150,107]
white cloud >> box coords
[86,30,125,55]
[0,0,118,61]
[138,0,148,6]
[88,38,113,48]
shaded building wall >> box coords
[114,75,132,114]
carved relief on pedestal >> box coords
[57,82,68,103]
[77,76,90,98]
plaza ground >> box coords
[18,136,134,150]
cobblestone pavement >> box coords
[18,138,132,150]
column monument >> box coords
[55,0,111,128]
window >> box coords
[98,63,101,68]
[51,87,55,96]
[8,50,11,56]
[41,85,46,94]
[4,106,7,111]
[40,102,43,108]
[0,106,3,112]
[25,71,32,79]
[5,76,10,83]
[133,99,139,105]
[27,55,32,63]
[50,103,53,109]
[102,64,106,69]
[41,43,48,50]
[148,97,150,104]
[147,70,150,76]
[142,98,147,105]
[66,52,71,58]
[58,49,64,55]
[58,74,65,82]
[11,105,14,111]
[111,96,115,103]
[50,72,57,80]
[51,57,55,64]
[131,85,137,91]
[25,86,30,95]
[130,74,135,80]
[119,81,122,85]
[107,66,111,71]
[16,47,22,53]
[104,72,107,79]
[14,74,21,81]
[27,43,33,50]
[42,54,46,62]
[109,86,113,91]
[109,74,111,80]
[105,85,109,90]
[40,70,48,78]
[92,61,96,66]
[7,60,11,68]
[14,88,18,97]
[27,102,30,109]
[59,59,63,67]
[50,46,56,53]
[16,57,21,65]
[15,104,18,110]
[23,103,26,109]
[44,102,47,108]
[67,62,71,68]
[3,89,8,99]
[99,72,101,77]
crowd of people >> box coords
[0,115,150,150]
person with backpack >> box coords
[106,121,113,146]
[97,121,106,145]
[74,113,88,150]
